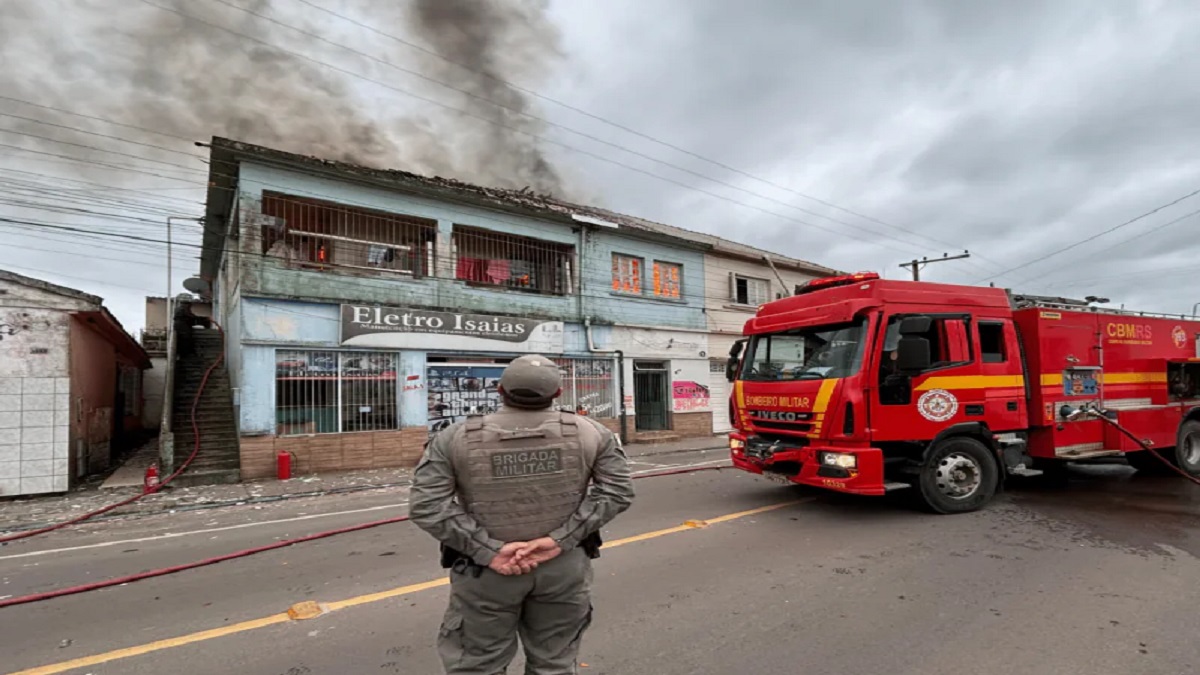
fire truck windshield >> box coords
[741,318,867,381]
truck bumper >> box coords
[729,433,888,496]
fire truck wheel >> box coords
[917,437,998,514]
[1175,420,1200,476]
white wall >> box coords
[703,254,822,434]
[0,279,88,495]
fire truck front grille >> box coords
[752,420,814,433]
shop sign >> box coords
[340,305,564,352]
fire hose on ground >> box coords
[0,322,229,546]
[1087,410,1200,487]
[0,465,730,609]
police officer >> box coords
[409,354,635,674]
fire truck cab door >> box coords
[874,314,983,441]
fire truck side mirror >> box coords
[726,339,745,382]
[896,336,932,371]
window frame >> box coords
[733,274,771,307]
[978,321,1009,364]
[881,313,975,375]
[274,349,401,436]
[611,253,645,296]
[651,260,684,300]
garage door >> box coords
[709,360,732,433]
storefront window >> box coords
[275,350,399,435]
[425,357,618,433]
[555,358,618,418]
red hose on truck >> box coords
[0,322,227,545]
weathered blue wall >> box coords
[581,228,707,330]
[233,162,709,330]
[234,297,605,434]
[237,163,581,321]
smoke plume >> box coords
[0,0,568,195]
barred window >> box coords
[612,254,643,294]
[553,358,618,418]
[452,225,574,295]
[275,350,399,435]
[260,192,437,278]
[652,261,682,299]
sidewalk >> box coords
[0,434,727,533]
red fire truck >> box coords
[725,272,1200,513]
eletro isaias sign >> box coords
[340,305,564,353]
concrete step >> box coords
[171,468,241,488]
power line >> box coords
[0,117,836,281]
[0,142,202,184]
[206,0,964,261]
[134,0,936,260]
[0,95,196,143]
[0,126,206,174]
[1010,206,1200,289]
[979,187,1200,283]
[0,170,202,209]
[290,0,986,262]
[0,110,206,163]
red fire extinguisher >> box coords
[143,464,160,493]
[277,450,292,481]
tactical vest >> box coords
[451,411,595,543]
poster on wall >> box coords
[672,380,711,412]
[426,364,506,434]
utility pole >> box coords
[899,251,971,281]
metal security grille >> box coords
[553,358,617,418]
[633,363,670,431]
[275,350,399,435]
[452,225,574,295]
[259,192,438,278]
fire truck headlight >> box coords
[820,452,857,469]
[730,438,746,455]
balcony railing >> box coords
[251,193,577,297]
[260,192,437,279]
[452,225,574,296]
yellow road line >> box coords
[8,500,803,675]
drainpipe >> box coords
[585,317,627,444]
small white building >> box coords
[0,270,151,496]
[703,245,838,434]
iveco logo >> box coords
[750,410,806,422]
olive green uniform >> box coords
[410,398,634,674]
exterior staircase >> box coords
[170,327,241,486]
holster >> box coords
[439,544,484,577]
[581,530,603,560]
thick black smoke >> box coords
[0,0,566,194]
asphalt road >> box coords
[2,449,1199,675]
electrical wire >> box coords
[0,321,228,547]
[201,0,974,264]
[290,0,980,261]
[131,0,939,260]
[980,187,1200,283]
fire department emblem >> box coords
[1173,326,1188,349]
[917,389,958,422]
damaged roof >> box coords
[0,268,103,305]
[0,268,150,367]
[201,137,840,281]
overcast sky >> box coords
[3,0,1199,333]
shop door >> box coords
[633,362,670,431]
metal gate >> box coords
[633,362,670,431]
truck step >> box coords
[1009,466,1044,477]
[883,481,911,491]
